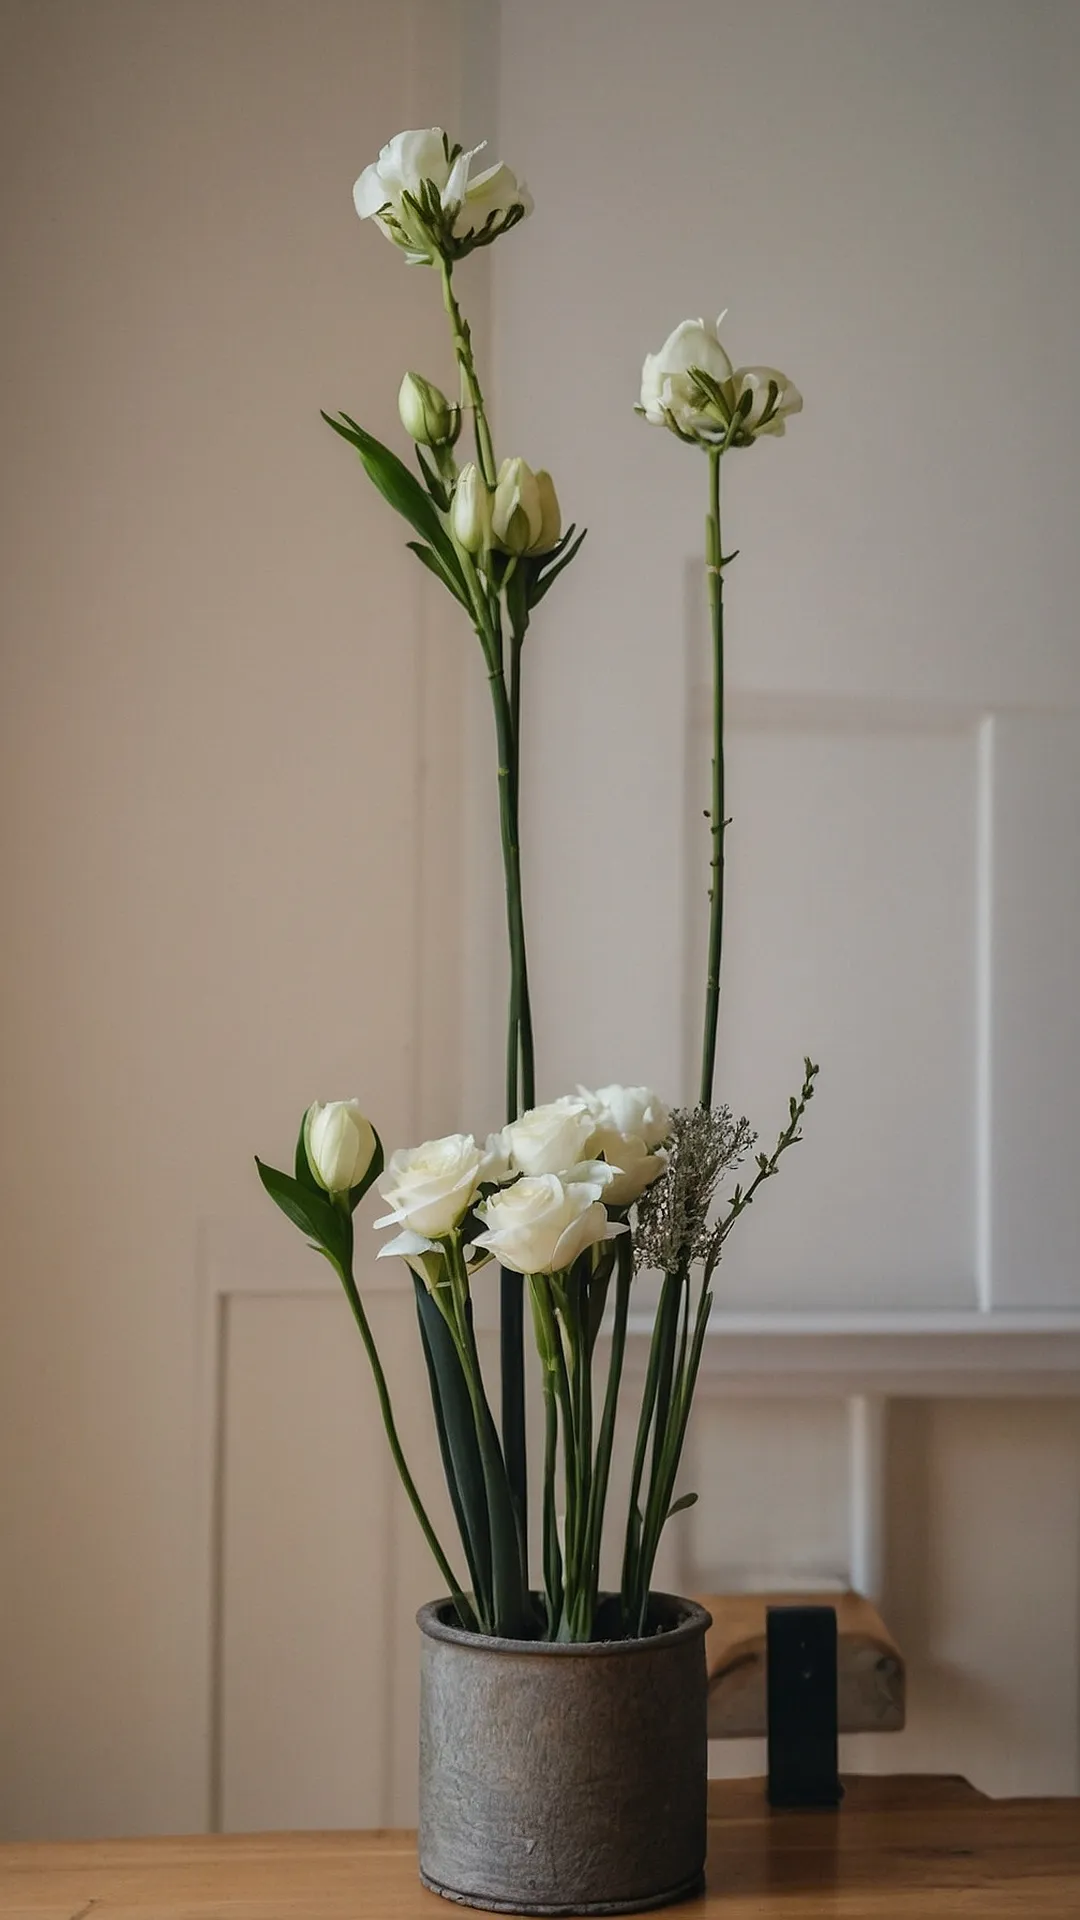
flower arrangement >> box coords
[256,126,816,1647]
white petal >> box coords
[353,164,391,220]
[377,1229,438,1259]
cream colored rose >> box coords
[304,1100,378,1195]
[374,1132,485,1239]
[472,1171,622,1276]
[506,1097,596,1177]
[580,1084,672,1153]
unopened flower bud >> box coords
[492,456,543,555]
[451,462,492,552]
[304,1100,378,1195]
[532,470,562,553]
[397,371,459,447]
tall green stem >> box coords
[437,261,534,1548]
[334,1240,473,1628]
[699,447,725,1111]
[440,258,497,488]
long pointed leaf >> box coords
[413,1278,493,1623]
[321,412,468,598]
[528,527,587,608]
[406,541,471,611]
[255,1158,346,1263]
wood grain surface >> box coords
[2,1777,1078,1918]
[699,1591,905,1737]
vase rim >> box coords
[417,1591,712,1657]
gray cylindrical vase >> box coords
[417,1594,712,1916]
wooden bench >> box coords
[698,1590,905,1738]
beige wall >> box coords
[3,0,1080,1843]
[491,0,1080,1798]
[0,0,487,1839]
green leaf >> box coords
[666,1491,699,1519]
[414,1278,492,1622]
[255,1158,347,1263]
[406,540,471,611]
[414,446,451,511]
[293,1110,317,1192]
[528,527,587,609]
[321,412,467,598]
[504,555,530,639]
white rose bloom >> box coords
[479,1129,514,1185]
[639,316,733,441]
[472,1172,624,1277]
[353,127,451,221]
[374,1132,485,1239]
[579,1084,672,1153]
[304,1100,378,1195]
[506,1096,596,1177]
[728,365,803,437]
[583,1126,668,1208]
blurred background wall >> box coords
[1,0,1079,1841]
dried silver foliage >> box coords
[633,1104,755,1276]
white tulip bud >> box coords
[451,462,492,553]
[532,470,562,553]
[492,456,544,555]
[397,371,459,448]
[304,1100,378,1196]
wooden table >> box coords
[2,1777,1078,1918]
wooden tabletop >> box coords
[2,1777,1078,1918]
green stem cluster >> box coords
[529,1233,632,1640]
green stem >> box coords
[699,446,725,1111]
[438,261,533,1576]
[440,258,497,488]
[334,1242,473,1628]
[584,1235,632,1625]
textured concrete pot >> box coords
[417,1593,712,1915]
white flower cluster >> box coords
[640,315,801,449]
[354,127,532,265]
[370,1086,671,1280]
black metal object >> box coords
[765,1604,843,1808]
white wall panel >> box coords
[220,1294,392,1831]
[689,699,980,1310]
[987,715,1080,1309]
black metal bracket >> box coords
[765,1604,844,1808]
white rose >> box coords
[506,1097,596,1176]
[304,1100,378,1195]
[582,1126,668,1208]
[374,1132,484,1239]
[639,316,733,442]
[728,365,803,438]
[472,1172,623,1276]
[353,127,452,222]
[580,1084,672,1153]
